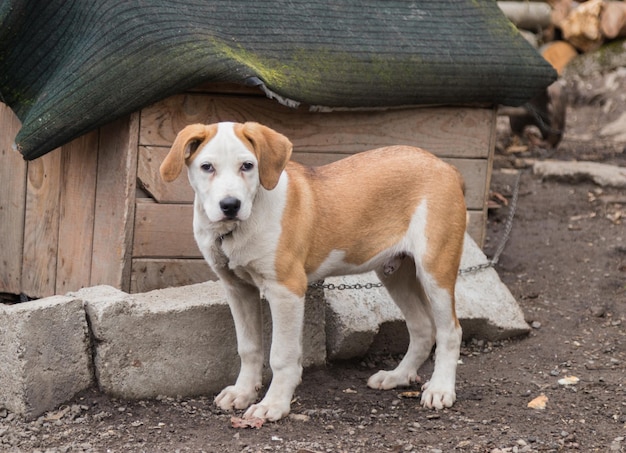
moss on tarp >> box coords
[0,0,555,160]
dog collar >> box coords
[216,229,235,245]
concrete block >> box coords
[324,273,401,360]
[79,283,239,400]
[324,234,530,360]
[456,234,531,340]
[78,283,325,400]
[0,296,93,419]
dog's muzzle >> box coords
[219,197,241,220]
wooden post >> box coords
[21,150,63,297]
[90,113,139,291]
[0,103,27,295]
[55,131,99,294]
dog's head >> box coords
[160,122,292,224]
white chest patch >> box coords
[216,172,290,283]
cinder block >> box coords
[324,273,402,360]
[324,234,530,360]
[455,233,531,340]
[0,296,93,419]
[79,283,326,400]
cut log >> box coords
[498,1,552,30]
[551,0,578,29]
[601,2,626,39]
[540,41,578,75]
[561,0,604,52]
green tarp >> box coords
[0,0,555,160]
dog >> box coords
[160,121,467,421]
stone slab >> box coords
[599,111,626,142]
[533,160,626,188]
[77,283,325,400]
[324,234,530,360]
[0,296,93,419]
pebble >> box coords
[590,305,606,317]
[288,414,310,422]
[610,437,624,451]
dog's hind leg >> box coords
[417,250,463,410]
[367,258,435,390]
[215,281,264,412]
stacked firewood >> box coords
[498,0,626,148]
[500,0,626,73]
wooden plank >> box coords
[90,114,139,291]
[140,94,494,158]
[140,147,487,210]
[21,149,63,298]
[55,131,99,294]
[130,212,484,292]
[478,103,497,247]
[0,104,27,294]
[133,200,199,258]
[443,158,489,212]
[130,258,217,293]
[467,210,485,247]
[133,201,485,260]
[138,146,193,203]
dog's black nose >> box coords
[219,197,241,219]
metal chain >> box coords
[310,171,522,290]
[489,170,521,266]
[308,281,384,290]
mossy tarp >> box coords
[0,0,556,160]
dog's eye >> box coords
[241,162,254,172]
[200,163,214,173]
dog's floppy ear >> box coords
[239,122,293,190]
[160,124,216,182]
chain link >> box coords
[309,171,522,290]
[489,170,521,266]
[309,281,384,290]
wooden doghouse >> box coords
[0,1,555,299]
[1,84,495,298]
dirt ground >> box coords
[1,66,625,453]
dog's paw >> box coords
[420,381,456,410]
[243,398,291,422]
[214,385,258,411]
[367,369,419,390]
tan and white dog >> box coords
[160,121,467,421]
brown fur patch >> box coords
[274,146,466,297]
[234,122,293,190]
[160,124,217,181]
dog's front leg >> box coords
[215,282,264,412]
[243,283,305,421]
